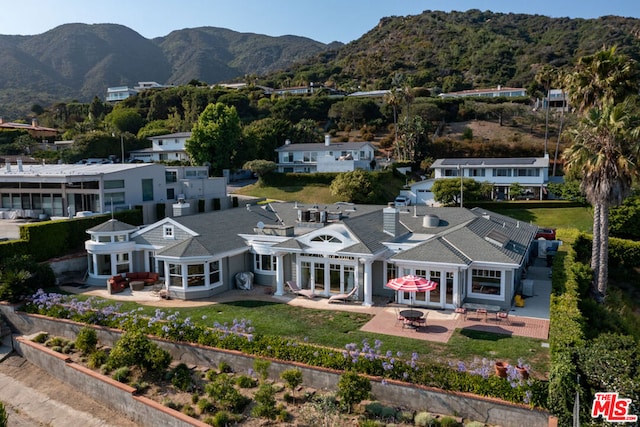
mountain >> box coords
[0,23,336,119]
[284,10,640,92]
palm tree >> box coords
[535,65,556,155]
[563,100,640,298]
[563,46,640,300]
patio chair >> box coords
[328,285,358,303]
[286,281,316,299]
[394,306,405,327]
[496,310,511,324]
[454,306,467,320]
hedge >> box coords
[0,209,143,263]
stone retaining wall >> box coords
[0,303,552,427]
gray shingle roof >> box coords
[87,219,137,233]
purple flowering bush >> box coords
[23,289,546,407]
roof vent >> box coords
[423,214,440,228]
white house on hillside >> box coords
[430,156,550,200]
[275,135,376,173]
[439,86,527,99]
[130,132,191,163]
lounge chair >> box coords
[328,285,358,304]
[286,281,316,299]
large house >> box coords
[84,202,538,310]
[275,135,376,173]
[438,86,527,99]
[430,156,550,201]
[0,162,226,223]
[130,132,192,163]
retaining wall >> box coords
[0,303,551,427]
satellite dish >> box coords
[257,221,265,229]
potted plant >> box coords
[494,361,508,378]
[516,359,530,380]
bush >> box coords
[280,368,303,393]
[253,358,270,381]
[87,349,108,369]
[205,374,249,413]
[0,401,7,427]
[415,411,437,426]
[365,401,398,420]
[112,366,130,383]
[235,374,257,388]
[217,360,232,373]
[440,416,461,426]
[337,370,371,412]
[197,398,214,415]
[107,331,171,376]
[32,332,48,343]
[170,363,194,391]
[204,411,241,427]
[75,326,98,355]
[252,383,277,419]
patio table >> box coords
[399,309,424,328]
[129,280,145,291]
[462,303,500,321]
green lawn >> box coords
[487,206,593,233]
[80,296,549,376]
[234,183,342,204]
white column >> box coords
[360,258,373,307]
[274,253,285,296]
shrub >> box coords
[235,374,257,388]
[112,366,130,383]
[415,411,437,426]
[205,374,249,413]
[87,349,108,369]
[0,401,7,427]
[107,331,171,376]
[337,370,371,412]
[181,405,196,417]
[162,399,181,410]
[170,363,194,391]
[440,416,461,426]
[75,326,98,355]
[252,382,277,419]
[464,422,486,427]
[253,358,270,382]
[197,398,214,415]
[365,401,397,420]
[359,420,383,427]
[218,360,232,373]
[280,368,303,394]
[32,332,48,343]
[205,411,240,427]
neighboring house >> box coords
[0,162,226,223]
[439,86,527,99]
[0,118,58,140]
[84,202,538,311]
[430,156,550,200]
[130,132,192,163]
[275,135,376,173]
[399,179,438,206]
[347,90,391,99]
[534,89,569,112]
[106,82,171,103]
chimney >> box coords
[31,118,38,127]
[325,134,331,146]
[5,162,11,172]
[17,159,23,172]
[383,203,400,237]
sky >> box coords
[1,0,639,44]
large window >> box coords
[142,179,154,202]
[515,168,540,177]
[169,264,182,287]
[254,254,276,272]
[187,264,205,287]
[494,168,512,177]
[115,253,129,274]
[106,192,125,205]
[209,260,220,285]
[104,180,125,189]
[165,171,177,183]
[443,168,460,177]
[471,269,502,296]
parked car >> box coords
[535,228,556,240]
[394,195,411,207]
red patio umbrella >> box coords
[385,275,438,309]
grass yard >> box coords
[489,206,593,233]
[234,183,342,204]
[77,295,549,376]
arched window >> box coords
[311,234,342,243]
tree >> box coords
[105,108,143,135]
[431,178,483,206]
[563,98,640,299]
[242,118,292,160]
[535,65,556,155]
[186,103,241,175]
[330,170,375,204]
[564,46,640,300]
[243,160,276,185]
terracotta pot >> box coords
[495,361,508,378]
[516,366,529,380]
